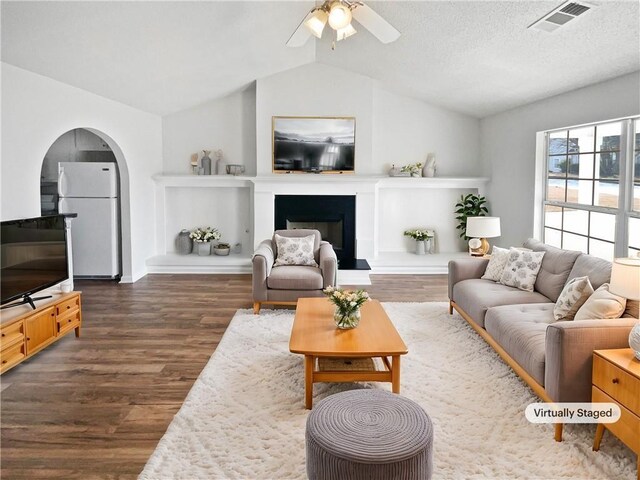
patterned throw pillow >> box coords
[574,284,627,320]
[481,246,510,282]
[499,248,546,292]
[553,276,594,320]
[273,234,318,267]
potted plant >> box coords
[454,194,488,240]
[213,242,231,256]
[404,229,434,255]
[189,227,221,256]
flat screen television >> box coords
[272,116,355,173]
[1,215,68,309]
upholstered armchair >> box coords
[252,229,338,314]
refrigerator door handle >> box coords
[58,168,67,197]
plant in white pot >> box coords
[404,229,434,255]
[190,227,221,256]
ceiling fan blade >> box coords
[286,11,314,47]
[351,3,400,44]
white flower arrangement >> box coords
[400,162,423,176]
[403,229,434,241]
[323,286,371,315]
[189,227,221,243]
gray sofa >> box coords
[448,238,637,441]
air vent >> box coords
[528,1,594,33]
[560,3,590,16]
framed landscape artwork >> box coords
[272,116,356,173]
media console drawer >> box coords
[0,292,82,374]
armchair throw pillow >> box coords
[273,233,318,267]
[481,246,510,282]
[499,249,546,292]
[574,283,627,320]
[553,276,594,320]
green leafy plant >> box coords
[455,194,488,240]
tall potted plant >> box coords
[455,194,488,240]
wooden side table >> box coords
[592,348,639,479]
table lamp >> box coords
[466,216,501,256]
[609,257,640,360]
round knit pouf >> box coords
[305,389,433,480]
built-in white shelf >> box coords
[378,176,490,190]
[153,174,489,190]
[369,252,469,274]
[146,253,252,274]
[152,174,252,188]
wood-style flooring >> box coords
[0,274,448,479]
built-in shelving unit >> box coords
[149,174,489,277]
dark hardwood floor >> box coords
[0,274,448,479]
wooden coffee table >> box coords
[289,297,408,409]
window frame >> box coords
[538,115,640,260]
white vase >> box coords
[422,154,436,177]
[415,240,426,255]
[629,322,640,360]
[197,241,211,256]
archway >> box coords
[39,128,133,282]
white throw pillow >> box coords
[499,248,546,292]
[481,246,511,282]
[574,283,627,320]
[273,234,318,267]
[553,276,594,320]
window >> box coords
[542,116,639,261]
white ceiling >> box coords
[2,1,639,118]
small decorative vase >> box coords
[201,150,212,175]
[176,229,193,255]
[334,307,361,330]
[196,241,211,256]
[422,154,436,177]
[415,240,426,255]
[629,323,640,360]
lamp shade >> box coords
[609,257,640,300]
[466,216,501,238]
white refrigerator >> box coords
[58,162,120,279]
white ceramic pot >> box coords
[197,241,211,256]
[629,322,640,360]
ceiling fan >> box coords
[286,1,400,48]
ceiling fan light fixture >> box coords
[328,2,352,30]
[304,8,328,38]
[336,23,357,41]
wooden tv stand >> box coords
[1,292,82,374]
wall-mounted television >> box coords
[1,215,69,309]
[272,116,355,173]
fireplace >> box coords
[274,195,357,267]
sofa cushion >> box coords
[481,246,510,281]
[499,249,545,292]
[566,253,611,291]
[523,239,581,302]
[574,283,626,320]
[553,276,594,320]
[485,304,556,386]
[267,265,323,290]
[452,279,551,328]
[273,234,318,267]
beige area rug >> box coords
[139,303,636,479]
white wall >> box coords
[1,63,163,282]
[162,85,257,175]
[256,63,374,175]
[372,87,482,176]
[481,71,640,248]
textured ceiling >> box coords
[2,1,639,117]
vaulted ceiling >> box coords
[2,1,639,117]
